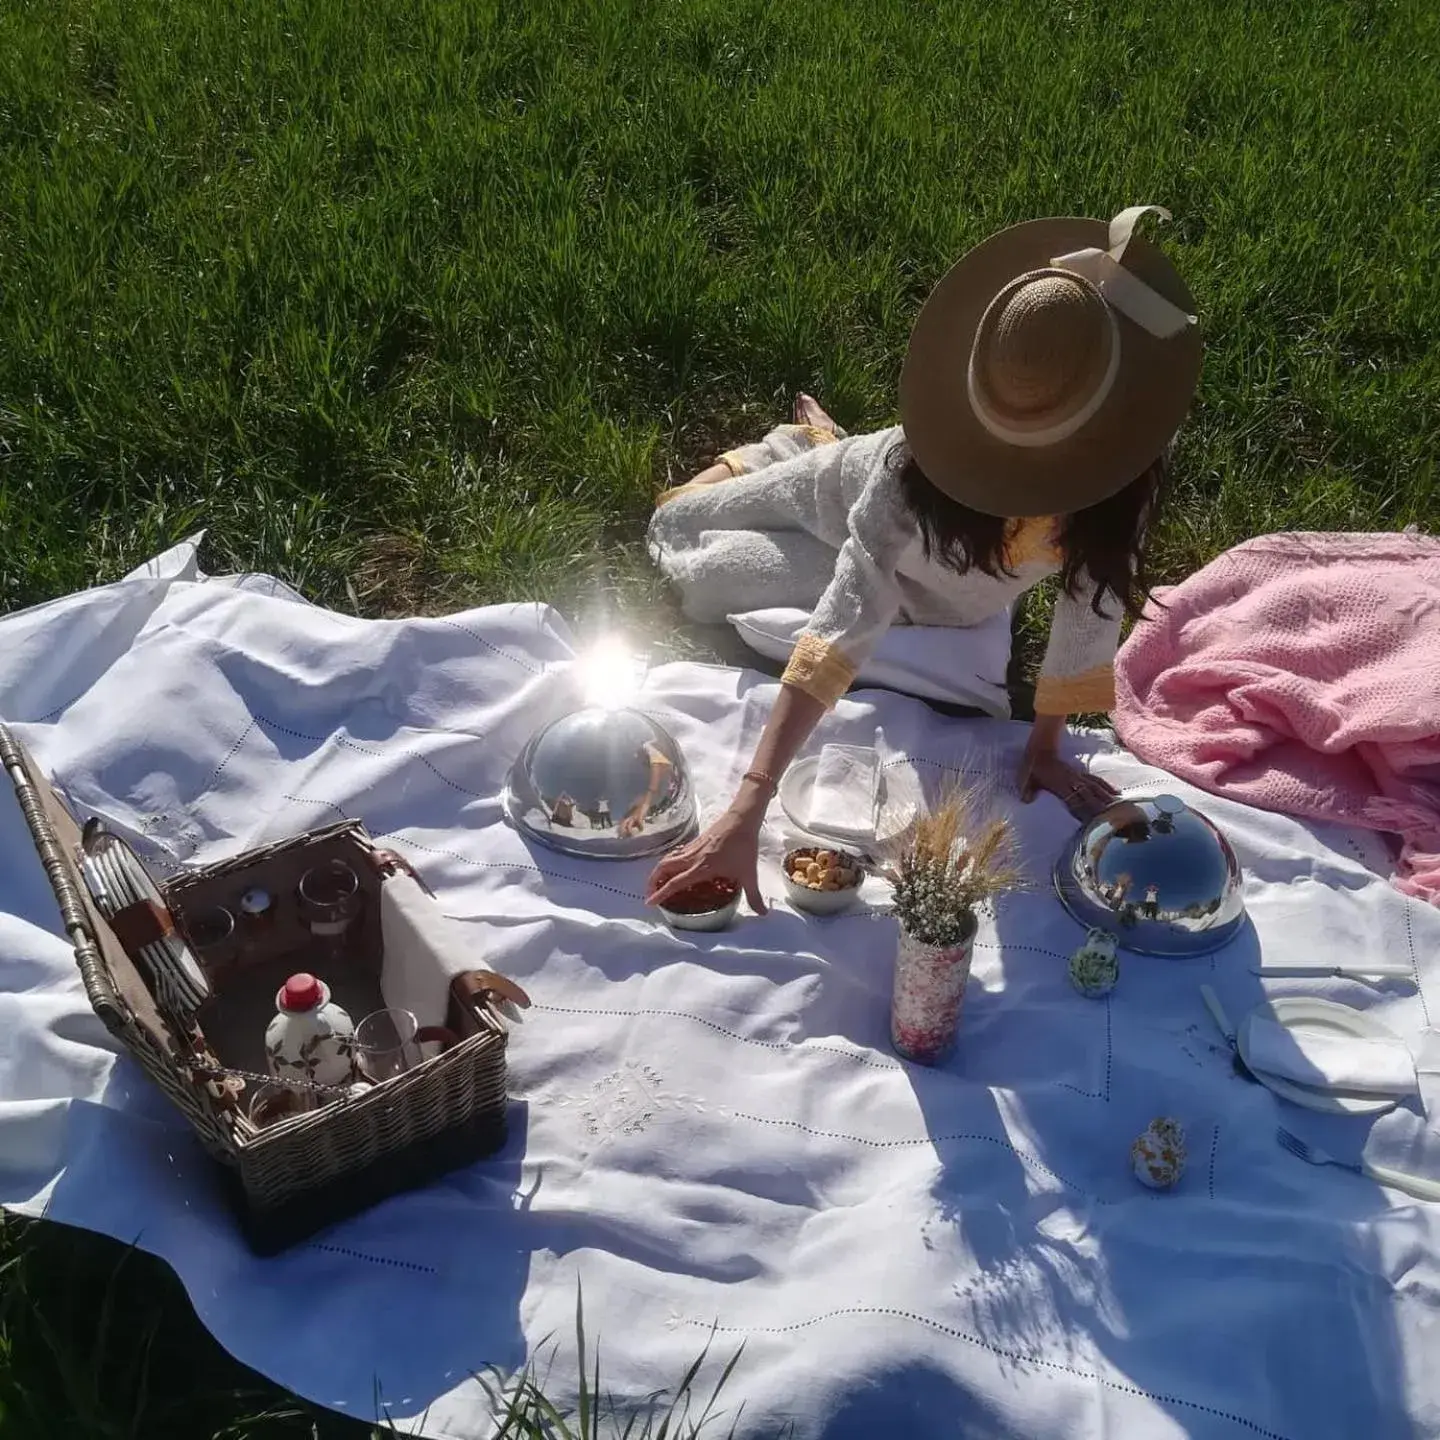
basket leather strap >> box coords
[370,847,436,896]
[109,897,176,953]
[452,968,531,1011]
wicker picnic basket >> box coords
[1,722,519,1254]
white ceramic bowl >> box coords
[782,847,864,916]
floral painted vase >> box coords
[1068,927,1119,998]
[890,917,977,1066]
[264,973,357,1091]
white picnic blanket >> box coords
[3,543,1440,1440]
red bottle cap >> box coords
[279,973,323,1012]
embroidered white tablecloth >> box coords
[1,543,1439,1440]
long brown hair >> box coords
[894,446,1165,619]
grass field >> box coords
[0,0,1437,1433]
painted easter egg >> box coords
[1130,1116,1187,1189]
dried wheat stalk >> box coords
[883,774,1027,947]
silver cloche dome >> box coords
[503,706,697,860]
[1053,794,1247,957]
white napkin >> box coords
[1243,1016,1418,1096]
[802,744,879,843]
[379,874,472,1027]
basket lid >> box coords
[0,726,197,1056]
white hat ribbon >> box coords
[1050,205,1196,340]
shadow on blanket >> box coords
[885,895,1414,1435]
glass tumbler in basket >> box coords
[354,1007,459,1083]
[187,904,239,972]
[297,859,362,957]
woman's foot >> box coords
[792,393,836,432]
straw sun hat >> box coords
[899,205,1202,519]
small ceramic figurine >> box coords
[1130,1116,1187,1190]
[1068,928,1119,998]
[264,972,357,1091]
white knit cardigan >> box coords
[648,423,1123,714]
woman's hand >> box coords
[648,679,825,917]
[646,804,768,914]
[1017,717,1118,820]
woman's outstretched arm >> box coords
[646,681,826,914]
[1017,575,1126,817]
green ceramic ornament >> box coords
[1068,927,1119,998]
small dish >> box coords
[783,847,864,916]
[658,878,742,932]
[779,754,922,853]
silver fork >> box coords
[1276,1128,1440,1202]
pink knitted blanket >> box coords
[1115,532,1440,903]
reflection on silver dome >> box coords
[1053,794,1246,957]
[503,707,697,860]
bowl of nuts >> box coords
[783,846,865,915]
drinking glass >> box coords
[297,859,362,956]
[187,905,237,969]
[354,1008,458,1082]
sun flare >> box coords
[573,634,645,709]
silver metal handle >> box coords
[1251,963,1413,979]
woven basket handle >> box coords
[0,725,124,1024]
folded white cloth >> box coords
[1243,1016,1418,1096]
[802,744,879,842]
[726,607,1011,715]
[378,873,467,1027]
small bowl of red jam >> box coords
[657,877,742,932]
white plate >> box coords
[778,754,922,850]
[1237,996,1406,1115]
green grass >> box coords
[0,0,1438,1431]
[2,0,1436,631]
[0,1217,751,1439]
[0,1217,369,1438]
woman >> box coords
[618,739,676,838]
[646,205,1202,914]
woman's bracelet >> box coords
[740,768,780,797]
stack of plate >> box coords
[80,825,210,1024]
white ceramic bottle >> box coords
[264,973,357,1091]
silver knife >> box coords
[1251,962,1413,980]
